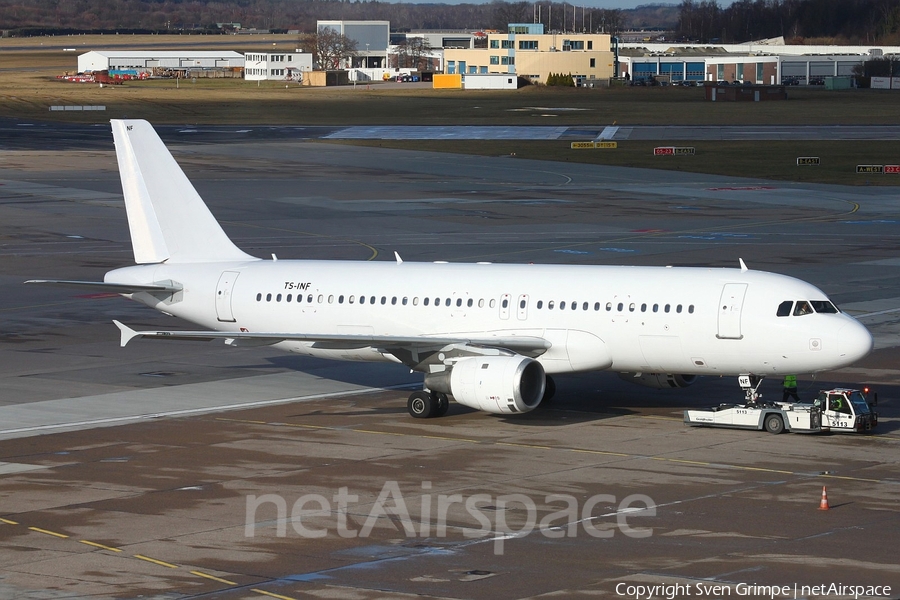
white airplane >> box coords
[28,120,873,418]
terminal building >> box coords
[443,23,615,85]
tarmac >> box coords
[1,124,899,599]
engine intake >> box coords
[425,355,546,415]
[619,372,697,389]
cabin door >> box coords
[717,283,747,339]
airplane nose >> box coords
[837,319,874,364]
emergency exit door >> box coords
[216,271,240,322]
[717,283,747,339]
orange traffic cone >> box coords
[818,486,830,511]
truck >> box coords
[684,388,878,434]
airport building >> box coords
[77,51,244,75]
[318,20,389,69]
[244,51,313,82]
[443,24,615,85]
[619,40,900,85]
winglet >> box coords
[739,258,748,272]
[113,320,141,347]
[394,251,403,264]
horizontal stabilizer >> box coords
[109,323,552,353]
[25,280,182,294]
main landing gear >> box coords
[408,390,450,419]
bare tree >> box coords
[396,36,434,70]
[299,27,358,70]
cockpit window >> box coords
[776,300,793,317]
[793,301,813,316]
[811,300,839,314]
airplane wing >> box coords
[25,280,182,294]
[113,320,551,354]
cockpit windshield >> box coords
[811,300,839,314]
[777,299,840,317]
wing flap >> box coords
[111,321,551,353]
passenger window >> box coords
[617,302,623,311]
[307,295,313,303]
[537,300,543,309]
[519,299,526,309]
[467,298,473,307]
[458,298,463,307]
[435,297,440,306]
[560,302,566,310]
[370,296,376,304]
[594,302,600,311]
[490,299,496,308]
[653,303,658,312]
[676,304,682,313]
[444,298,450,307]
[317,294,323,303]
[479,299,484,308]
[360,296,366,304]
[276,294,282,302]
[349,295,355,304]
[338,295,344,304]
[776,300,793,317]
[664,304,670,313]
[392,297,397,305]
[287,294,292,302]
[328,295,334,304]
[548,301,555,310]
[629,303,635,312]
[794,301,813,316]
[502,298,509,309]
[413,297,419,306]
[688,304,694,314]
[403,297,408,305]
[424,297,430,306]
[583,302,588,311]
[606,302,612,311]
[641,303,647,312]
[256,293,262,301]
[382,297,387,305]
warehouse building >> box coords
[244,51,313,82]
[77,51,245,77]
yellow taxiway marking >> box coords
[134,554,179,569]
[821,474,881,483]
[570,449,630,457]
[28,527,68,539]
[252,589,298,600]
[79,540,122,552]
[191,570,237,585]
[497,442,553,450]
[0,517,19,525]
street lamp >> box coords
[365,43,369,68]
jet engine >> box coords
[425,355,546,415]
[619,372,697,389]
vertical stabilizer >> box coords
[111,119,255,264]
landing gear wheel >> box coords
[542,375,556,403]
[764,413,785,434]
[408,391,436,418]
[433,392,450,417]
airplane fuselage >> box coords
[107,259,873,377]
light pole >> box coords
[365,43,369,69]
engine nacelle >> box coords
[426,356,546,415]
[619,372,697,389]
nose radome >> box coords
[838,320,874,364]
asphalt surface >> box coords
[1,124,899,599]
[4,118,900,150]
